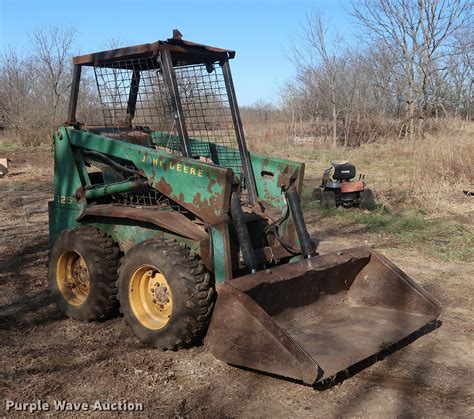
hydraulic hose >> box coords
[83,150,141,176]
[285,186,314,258]
[230,192,258,273]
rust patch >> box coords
[78,204,208,242]
[156,177,173,196]
[193,192,202,207]
[207,247,442,384]
[207,178,217,193]
[209,195,218,213]
[74,186,86,202]
[277,165,297,189]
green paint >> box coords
[151,131,242,175]
[66,128,233,224]
[50,125,307,285]
[210,225,231,283]
[88,222,163,252]
[85,179,143,199]
[52,129,86,210]
[250,151,304,209]
[48,203,81,242]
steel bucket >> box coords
[206,247,441,384]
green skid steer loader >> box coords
[48,30,441,385]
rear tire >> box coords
[117,239,214,350]
[321,190,336,209]
[312,188,323,203]
[49,227,121,321]
[360,188,376,210]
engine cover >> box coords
[333,163,356,181]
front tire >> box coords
[49,227,121,321]
[312,188,323,203]
[321,190,337,209]
[117,239,214,350]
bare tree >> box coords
[31,26,76,125]
[0,50,46,145]
[351,0,471,138]
[291,10,347,146]
[0,26,77,145]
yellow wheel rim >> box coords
[56,251,90,306]
[129,265,173,330]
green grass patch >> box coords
[338,209,471,262]
[0,134,50,153]
[302,189,473,262]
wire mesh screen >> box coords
[93,58,175,148]
[175,64,241,175]
[93,56,243,176]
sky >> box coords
[0,0,354,106]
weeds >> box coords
[248,120,473,219]
[307,204,473,262]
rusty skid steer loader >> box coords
[48,31,441,385]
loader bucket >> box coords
[206,247,441,385]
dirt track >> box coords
[1,152,473,417]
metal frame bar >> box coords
[160,50,192,158]
[67,64,82,123]
[221,60,258,206]
[126,69,141,122]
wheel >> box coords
[312,187,323,203]
[321,190,337,209]
[360,188,376,210]
[49,227,121,321]
[117,239,214,350]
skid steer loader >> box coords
[48,30,441,385]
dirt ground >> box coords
[1,151,473,418]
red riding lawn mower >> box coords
[312,161,375,209]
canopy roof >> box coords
[73,30,235,69]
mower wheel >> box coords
[49,227,121,321]
[312,188,323,203]
[321,190,336,209]
[117,239,214,350]
[360,188,376,210]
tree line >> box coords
[0,0,472,147]
[282,0,472,145]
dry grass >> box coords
[245,119,473,219]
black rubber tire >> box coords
[321,190,337,209]
[49,227,121,321]
[117,239,214,350]
[312,187,323,203]
[360,188,376,210]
